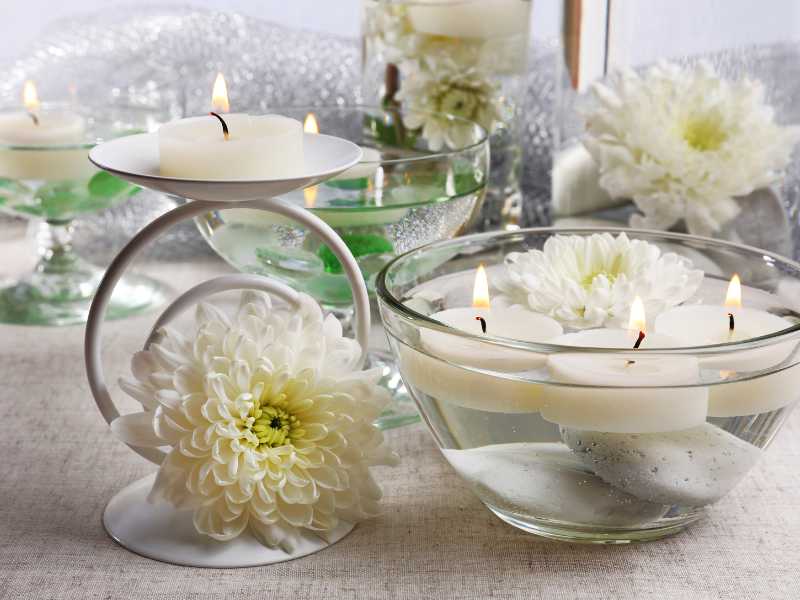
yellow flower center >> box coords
[682,113,728,151]
[438,87,480,120]
[245,392,305,449]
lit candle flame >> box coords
[725,274,742,309]
[23,80,40,113]
[304,185,318,208]
[472,264,490,309]
[628,296,646,333]
[211,72,230,113]
[303,112,319,134]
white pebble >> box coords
[560,423,762,506]
[443,443,666,528]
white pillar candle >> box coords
[407,0,530,39]
[0,80,89,181]
[654,275,800,417]
[551,144,617,217]
[399,265,563,412]
[158,113,303,180]
[541,298,708,433]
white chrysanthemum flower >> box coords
[111,291,398,552]
[582,62,800,236]
[397,57,502,150]
[363,2,421,63]
[495,232,704,329]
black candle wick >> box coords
[27,112,39,126]
[633,330,646,350]
[209,111,230,140]
[728,312,735,332]
[475,316,487,334]
[627,330,646,365]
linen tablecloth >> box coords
[1,258,799,600]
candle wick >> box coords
[27,112,39,126]
[626,330,646,366]
[728,312,735,332]
[633,330,645,350]
[474,316,487,334]
[209,111,230,140]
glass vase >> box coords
[362,0,532,231]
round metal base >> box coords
[103,474,355,567]
[488,504,703,544]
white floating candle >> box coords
[0,80,90,181]
[399,265,563,412]
[407,0,530,39]
[654,274,800,416]
[158,73,303,180]
[542,297,708,433]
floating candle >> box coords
[406,0,530,39]
[0,80,90,180]
[542,297,708,433]
[654,274,800,416]
[158,73,303,180]
[303,112,381,182]
[399,265,563,412]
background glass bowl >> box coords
[195,105,489,309]
[377,227,800,543]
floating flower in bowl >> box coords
[112,290,398,553]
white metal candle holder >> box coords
[84,133,369,567]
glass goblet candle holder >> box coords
[0,103,167,325]
[196,105,489,429]
[377,227,800,543]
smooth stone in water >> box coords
[442,443,667,528]
[560,424,762,506]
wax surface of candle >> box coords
[0,81,89,180]
[407,0,530,39]
[542,328,708,433]
[654,287,800,417]
[158,114,303,180]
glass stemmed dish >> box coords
[377,227,800,542]
[0,104,167,325]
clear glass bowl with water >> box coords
[377,228,800,542]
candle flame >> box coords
[303,112,319,134]
[23,80,40,113]
[304,185,318,208]
[628,296,646,333]
[211,72,230,113]
[725,274,742,309]
[472,264,490,309]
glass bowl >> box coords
[0,103,168,325]
[376,227,800,542]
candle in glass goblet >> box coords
[0,80,90,181]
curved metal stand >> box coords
[84,197,370,567]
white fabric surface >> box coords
[1,259,799,599]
